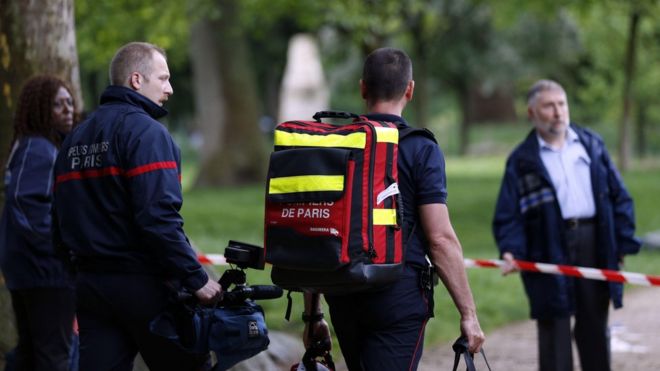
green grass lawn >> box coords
[180,155,660,350]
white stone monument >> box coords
[278,34,329,123]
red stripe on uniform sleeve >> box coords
[124,161,178,177]
[56,167,123,184]
[55,161,179,187]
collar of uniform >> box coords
[100,85,168,119]
[536,126,579,151]
[363,113,408,127]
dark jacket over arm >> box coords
[0,137,72,289]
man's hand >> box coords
[194,277,223,305]
[303,319,332,351]
[461,314,485,354]
[501,252,520,276]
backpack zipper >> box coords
[365,121,377,260]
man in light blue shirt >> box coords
[538,126,596,220]
[493,79,641,371]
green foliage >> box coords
[75,0,194,70]
[240,0,324,33]
[323,0,406,49]
[75,0,201,117]
[73,0,660,154]
[567,2,628,125]
[499,10,584,82]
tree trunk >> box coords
[0,0,82,205]
[635,101,647,158]
[412,63,430,128]
[618,8,640,171]
[189,19,225,167]
[408,14,430,129]
[194,0,266,186]
[0,0,81,357]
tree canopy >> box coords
[69,0,660,182]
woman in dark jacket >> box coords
[0,75,77,371]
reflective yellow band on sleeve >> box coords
[269,175,344,194]
[373,208,397,225]
[274,130,366,149]
[374,127,399,144]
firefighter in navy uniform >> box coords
[303,48,485,371]
[53,42,221,371]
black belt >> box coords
[564,217,596,230]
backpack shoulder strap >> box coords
[398,125,437,143]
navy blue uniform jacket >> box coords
[1,136,72,289]
[53,86,208,291]
[493,124,641,320]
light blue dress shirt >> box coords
[537,127,596,219]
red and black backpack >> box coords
[264,111,434,294]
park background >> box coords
[1,0,660,366]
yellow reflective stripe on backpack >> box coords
[373,209,397,225]
[374,127,399,144]
[269,175,344,194]
[274,130,366,149]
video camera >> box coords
[217,240,283,306]
[153,241,278,369]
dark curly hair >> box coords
[11,75,76,148]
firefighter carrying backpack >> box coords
[264,111,435,294]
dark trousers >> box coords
[9,287,75,371]
[537,223,611,371]
[325,266,433,371]
[75,272,209,371]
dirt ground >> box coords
[417,286,660,371]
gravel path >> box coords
[418,286,660,370]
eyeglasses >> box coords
[53,98,74,111]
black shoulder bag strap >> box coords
[397,123,438,272]
[398,125,437,143]
[452,337,492,371]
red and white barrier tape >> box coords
[197,253,660,287]
[464,258,660,287]
[197,253,227,266]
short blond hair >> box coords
[109,42,166,86]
